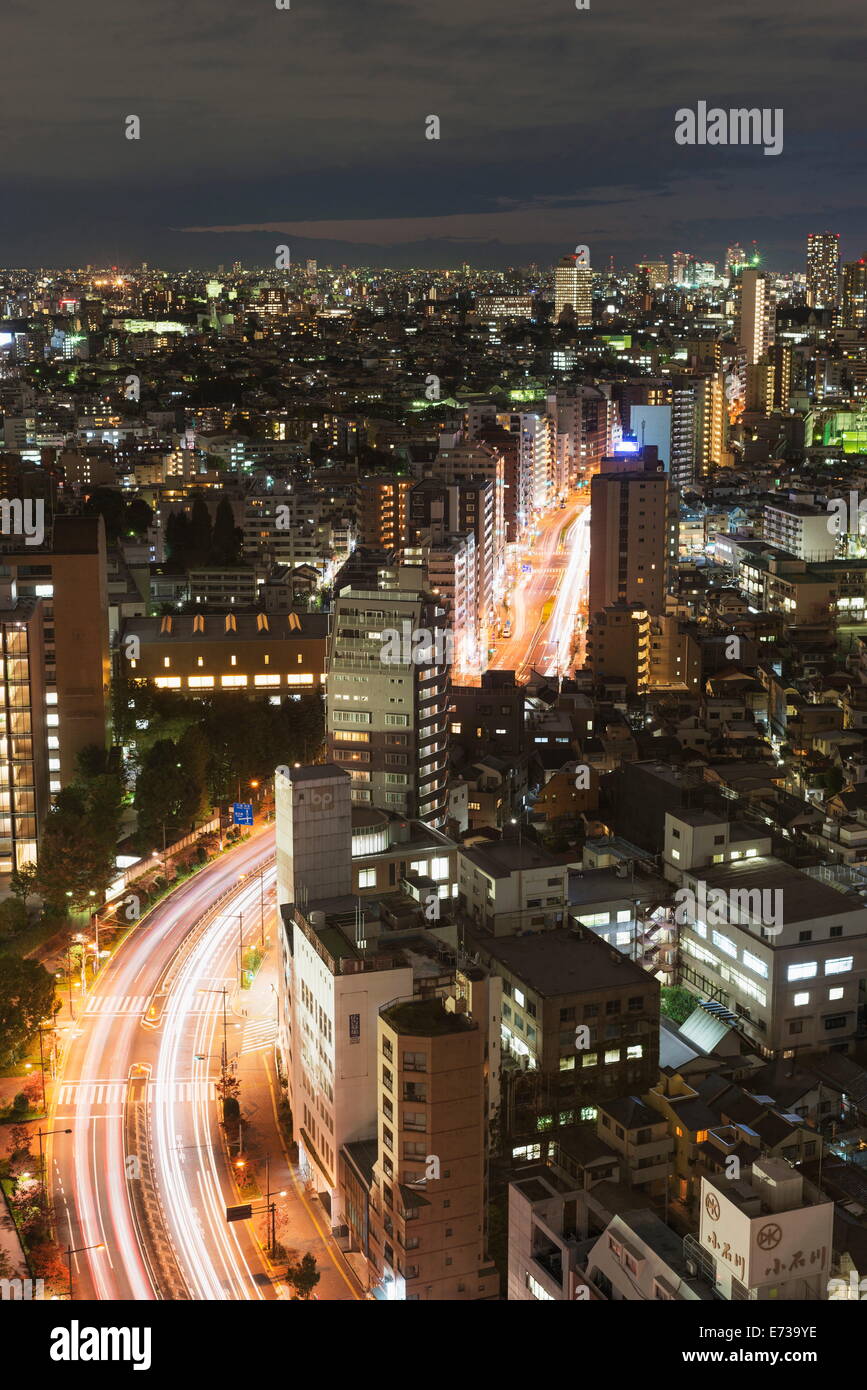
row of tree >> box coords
[164,497,243,569]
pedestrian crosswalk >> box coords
[84,994,217,1017]
[84,994,149,1016]
[239,1019,277,1056]
[57,1080,211,1106]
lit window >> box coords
[187,676,214,688]
[828,987,844,1001]
[604,1048,620,1064]
[786,961,817,982]
[357,868,376,889]
[221,675,248,687]
[793,992,810,1007]
[825,957,853,976]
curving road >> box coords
[51,830,275,1301]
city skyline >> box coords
[3,0,867,267]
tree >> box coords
[209,497,242,566]
[9,861,38,907]
[134,738,201,846]
[0,957,56,1065]
[0,897,29,937]
[660,986,697,1027]
[125,497,153,537]
[188,497,213,568]
[36,785,118,911]
[285,1252,320,1300]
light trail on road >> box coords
[152,868,278,1300]
[53,831,275,1300]
[489,493,590,682]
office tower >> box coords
[841,260,867,329]
[327,567,450,826]
[553,253,592,325]
[635,260,668,287]
[671,251,691,284]
[725,243,747,276]
[589,457,678,618]
[275,763,353,910]
[369,995,499,1300]
[0,574,48,873]
[806,232,840,310]
[306,258,317,281]
[356,474,413,551]
[0,515,109,790]
[735,267,774,365]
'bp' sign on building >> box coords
[232,803,254,826]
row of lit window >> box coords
[153,673,315,689]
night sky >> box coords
[3,0,866,270]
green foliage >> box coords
[36,781,120,912]
[0,956,57,1064]
[285,1252,320,1300]
[660,986,698,1027]
[9,861,38,906]
[0,898,29,937]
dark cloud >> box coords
[2,0,866,266]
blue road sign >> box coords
[232,802,254,826]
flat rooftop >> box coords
[470,926,653,998]
[698,856,866,923]
[381,996,473,1037]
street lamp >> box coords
[198,986,230,1090]
[66,1241,104,1300]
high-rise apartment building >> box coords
[840,260,867,330]
[553,253,592,326]
[407,476,495,657]
[495,411,555,517]
[327,567,450,826]
[357,475,413,551]
[0,515,109,790]
[0,575,48,874]
[806,231,840,310]
[735,268,774,365]
[589,457,678,618]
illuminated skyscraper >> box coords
[553,253,592,325]
[735,268,774,366]
[841,260,867,329]
[806,232,840,310]
[725,243,747,277]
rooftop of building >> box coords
[600,1095,663,1130]
[122,610,328,639]
[459,836,569,879]
[695,855,866,922]
[287,762,350,784]
[468,925,653,998]
[380,996,474,1037]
